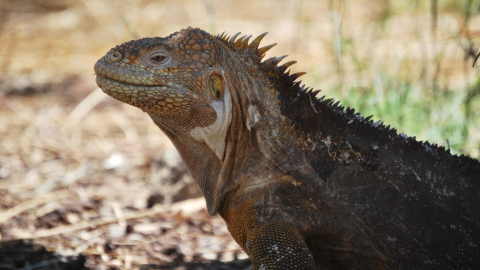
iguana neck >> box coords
[216,44,322,193]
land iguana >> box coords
[94,27,480,269]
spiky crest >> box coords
[229,32,241,43]
[213,30,479,165]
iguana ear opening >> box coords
[209,74,224,101]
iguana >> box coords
[94,27,480,269]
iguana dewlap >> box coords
[95,27,480,269]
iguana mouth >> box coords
[94,59,164,87]
[96,73,192,113]
[95,75,163,90]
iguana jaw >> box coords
[95,74,194,113]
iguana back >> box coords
[95,27,480,269]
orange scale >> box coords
[192,44,201,51]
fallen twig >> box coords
[66,88,107,126]
[0,190,74,224]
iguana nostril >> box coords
[109,51,123,62]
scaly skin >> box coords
[95,27,480,269]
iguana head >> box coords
[95,27,310,215]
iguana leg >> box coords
[246,221,316,270]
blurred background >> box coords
[0,0,479,268]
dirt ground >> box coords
[0,0,479,269]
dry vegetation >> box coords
[0,0,479,269]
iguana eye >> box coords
[143,49,173,68]
[151,55,166,62]
[209,75,224,101]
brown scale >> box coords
[220,193,316,270]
